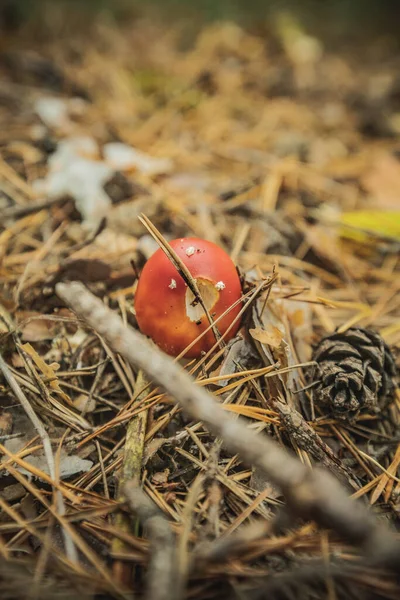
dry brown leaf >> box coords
[299,223,344,273]
[17,311,59,342]
[362,152,400,209]
[291,308,305,327]
[1,437,93,480]
[249,326,284,348]
[0,412,13,436]
[217,337,259,387]
[143,437,170,465]
[283,299,313,363]
[72,394,97,414]
[152,469,170,485]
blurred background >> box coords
[1,0,400,43]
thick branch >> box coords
[56,282,400,571]
[123,482,176,600]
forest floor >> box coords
[0,10,399,600]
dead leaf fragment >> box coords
[0,412,13,436]
[17,311,59,342]
[152,469,170,485]
[73,393,96,414]
[143,437,170,465]
[249,326,284,348]
[0,482,25,502]
[217,337,259,387]
[362,152,400,209]
[1,437,93,480]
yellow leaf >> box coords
[340,210,400,241]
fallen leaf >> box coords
[0,412,13,436]
[152,469,170,485]
[143,437,169,465]
[2,437,93,480]
[340,210,400,241]
[249,326,284,348]
[284,300,313,363]
[17,311,59,342]
[217,337,259,387]
[362,152,400,209]
[291,308,305,327]
[300,223,343,269]
[73,393,96,414]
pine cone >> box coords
[309,327,397,420]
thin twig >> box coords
[0,197,65,220]
[56,282,400,572]
[176,474,205,599]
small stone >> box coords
[215,281,226,291]
[169,279,177,289]
[185,246,196,257]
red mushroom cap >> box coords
[134,237,242,357]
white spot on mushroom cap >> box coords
[185,246,196,257]
[215,281,226,291]
[168,278,177,289]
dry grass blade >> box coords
[0,156,37,200]
[0,197,65,220]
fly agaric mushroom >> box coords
[134,237,242,357]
